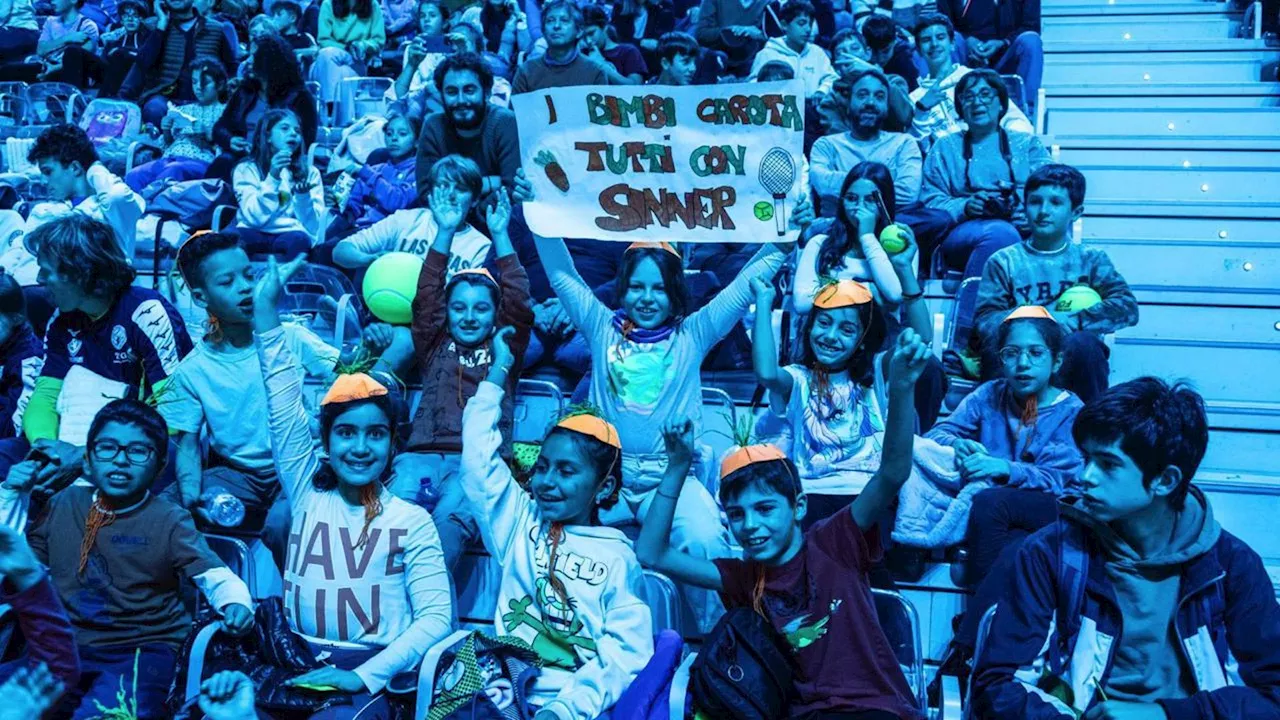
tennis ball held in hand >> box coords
[1055,285,1102,313]
[879,225,908,254]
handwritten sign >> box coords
[512,81,808,243]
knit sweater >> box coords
[406,250,534,455]
[317,0,385,55]
[461,381,654,720]
[257,325,454,693]
[810,131,923,211]
[511,50,608,94]
[920,128,1051,222]
[694,0,770,47]
[974,240,1140,341]
[415,106,521,205]
[926,379,1084,494]
[539,235,785,485]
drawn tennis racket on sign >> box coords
[759,147,796,237]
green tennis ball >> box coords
[363,252,423,325]
[1055,285,1103,313]
[754,201,774,221]
[879,225,908,254]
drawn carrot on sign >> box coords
[535,150,570,192]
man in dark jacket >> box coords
[935,0,1041,116]
[972,377,1280,720]
[120,0,239,126]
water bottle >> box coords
[201,487,246,528]
[278,167,293,205]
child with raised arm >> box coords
[254,255,453,713]
[461,327,654,720]
[394,187,533,570]
[637,329,933,719]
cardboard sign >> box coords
[513,81,808,243]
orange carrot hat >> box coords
[626,241,681,258]
[321,373,389,406]
[813,280,873,310]
[555,413,622,449]
[451,267,498,287]
[1003,305,1054,323]
[720,443,788,480]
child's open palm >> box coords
[253,254,307,320]
[484,187,512,237]
[0,525,40,582]
[0,664,64,720]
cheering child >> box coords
[460,326,654,720]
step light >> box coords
[1219,230,1229,239]
[1243,262,1254,272]
[1168,122,1176,130]
[1122,32,1132,40]
[1201,184,1210,192]
[1182,160,1192,168]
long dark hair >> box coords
[614,247,691,327]
[479,0,513,54]
[332,0,373,19]
[251,33,305,104]
[246,109,307,184]
[794,299,886,386]
[818,162,896,277]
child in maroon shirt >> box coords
[636,330,933,719]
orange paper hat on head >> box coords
[556,414,622,449]
[720,444,788,479]
[322,373,389,406]
[451,267,497,286]
[814,280,873,310]
[626,241,680,258]
[1003,305,1054,323]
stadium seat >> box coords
[21,82,85,127]
[336,77,393,128]
[513,378,566,443]
[699,386,737,496]
[642,569,684,637]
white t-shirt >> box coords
[341,208,491,277]
[162,323,339,475]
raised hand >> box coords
[485,187,512,237]
[0,663,64,720]
[889,328,931,389]
[490,326,517,377]
[252,254,307,329]
[511,167,535,204]
[751,277,776,308]
[661,418,696,472]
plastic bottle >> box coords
[201,487,246,528]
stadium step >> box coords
[1110,304,1280,431]
[1044,0,1232,7]
[1045,1,1238,15]
[1043,106,1280,138]
[1082,236,1280,307]
[1043,13,1238,44]
[1045,52,1275,85]
[1048,87,1280,109]
[1057,149,1280,208]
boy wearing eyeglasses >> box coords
[0,398,253,720]
[971,164,1138,403]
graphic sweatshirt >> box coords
[461,381,655,720]
[974,240,1140,342]
[539,235,786,487]
[258,325,454,693]
[926,379,1084,495]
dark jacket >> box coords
[212,81,319,154]
[0,323,41,441]
[973,488,1280,719]
[936,0,1040,43]
[0,573,80,688]
[414,105,521,205]
[121,15,238,102]
[610,0,675,69]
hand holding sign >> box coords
[513,81,807,244]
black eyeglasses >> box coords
[959,89,998,106]
[998,345,1051,365]
[91,440,156,465]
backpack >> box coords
[689,608,794,720]
[147,178,235,229]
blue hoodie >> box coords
[926,379,1084,495]
[0,323,43,440]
